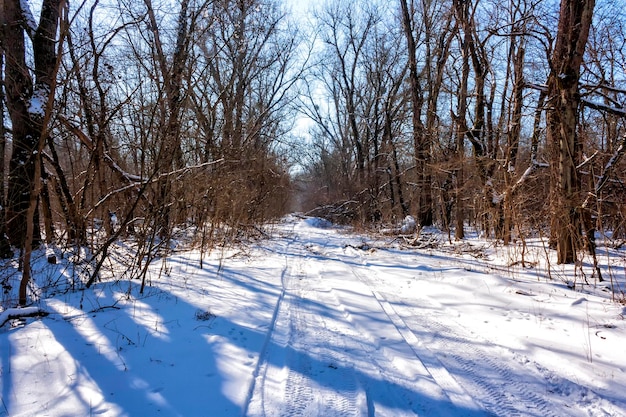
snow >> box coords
[1,215,625,416]
[19,0,38,38]
[400,215,416,234]
[27,86,49,117]
[0,307,42,327]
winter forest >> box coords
[2,0,626,415]
[0,0,624,304]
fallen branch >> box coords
[89,305,121,314]
[581,98,626,117]
[0,307,49,328]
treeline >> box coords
[1,0,298,304]
[295,0,626,265]
[1,0,625,305]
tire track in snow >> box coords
[345,263,486,416]
[242,244,290,417]
[281,287,363,417]
[312,245,472,416]
[282,295,317,417]
[348,254,567,417]
[288,227,494,416]
[299,264,411,417]
[280,252,367,417]
[245,236,366,417]
[252,221,620,417]
[392,296,563,417]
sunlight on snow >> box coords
[205,333,260,406]
[46,299,127,371]
[130,377,169,407]
[4,320,122,417]
[115,293,171,341]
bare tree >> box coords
[189,0,300,229]
[546,0,595,264]
[399,0,430,226]
[299,1,378,220]
[3,0,66,304]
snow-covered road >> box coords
[1,216,625,416]
[245,218,612,417]
[247,223,475,416]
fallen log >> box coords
[0,307,49,328]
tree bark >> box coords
[3,0,63,250]
[0,33,14,258]
[546,0,595,264]
[3,0,64,304]
[503,40,526,245]
[452,0,473,240]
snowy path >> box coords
[246,235,461,417]
[2,216,625,416]
[244,220,592,417]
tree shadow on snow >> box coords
[2,273,492,416]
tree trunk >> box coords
[546,0,595,264]
[3,0,63,250]
[40,159,55,243]
[0,39,13,258]
[400,0,432,227]
[423,4,455,228]
[145,0,190,239]
[3,0,64,304]
[452,0,472,240]
[4,0,39,248]
[503,40,526,245]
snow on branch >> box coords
[19,0,38,39]
[583,134,626,209]
[89,159,224,215]
[581,98,626,117]
[525,82,548,93]
[581,82,626,96]
[512,166,536,191]
[511,158,550,194]
[526,83,626,117]
[577,150,600,170]
[59,116,143,183]
[59,116,225,191]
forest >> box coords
[1,0,625,307]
